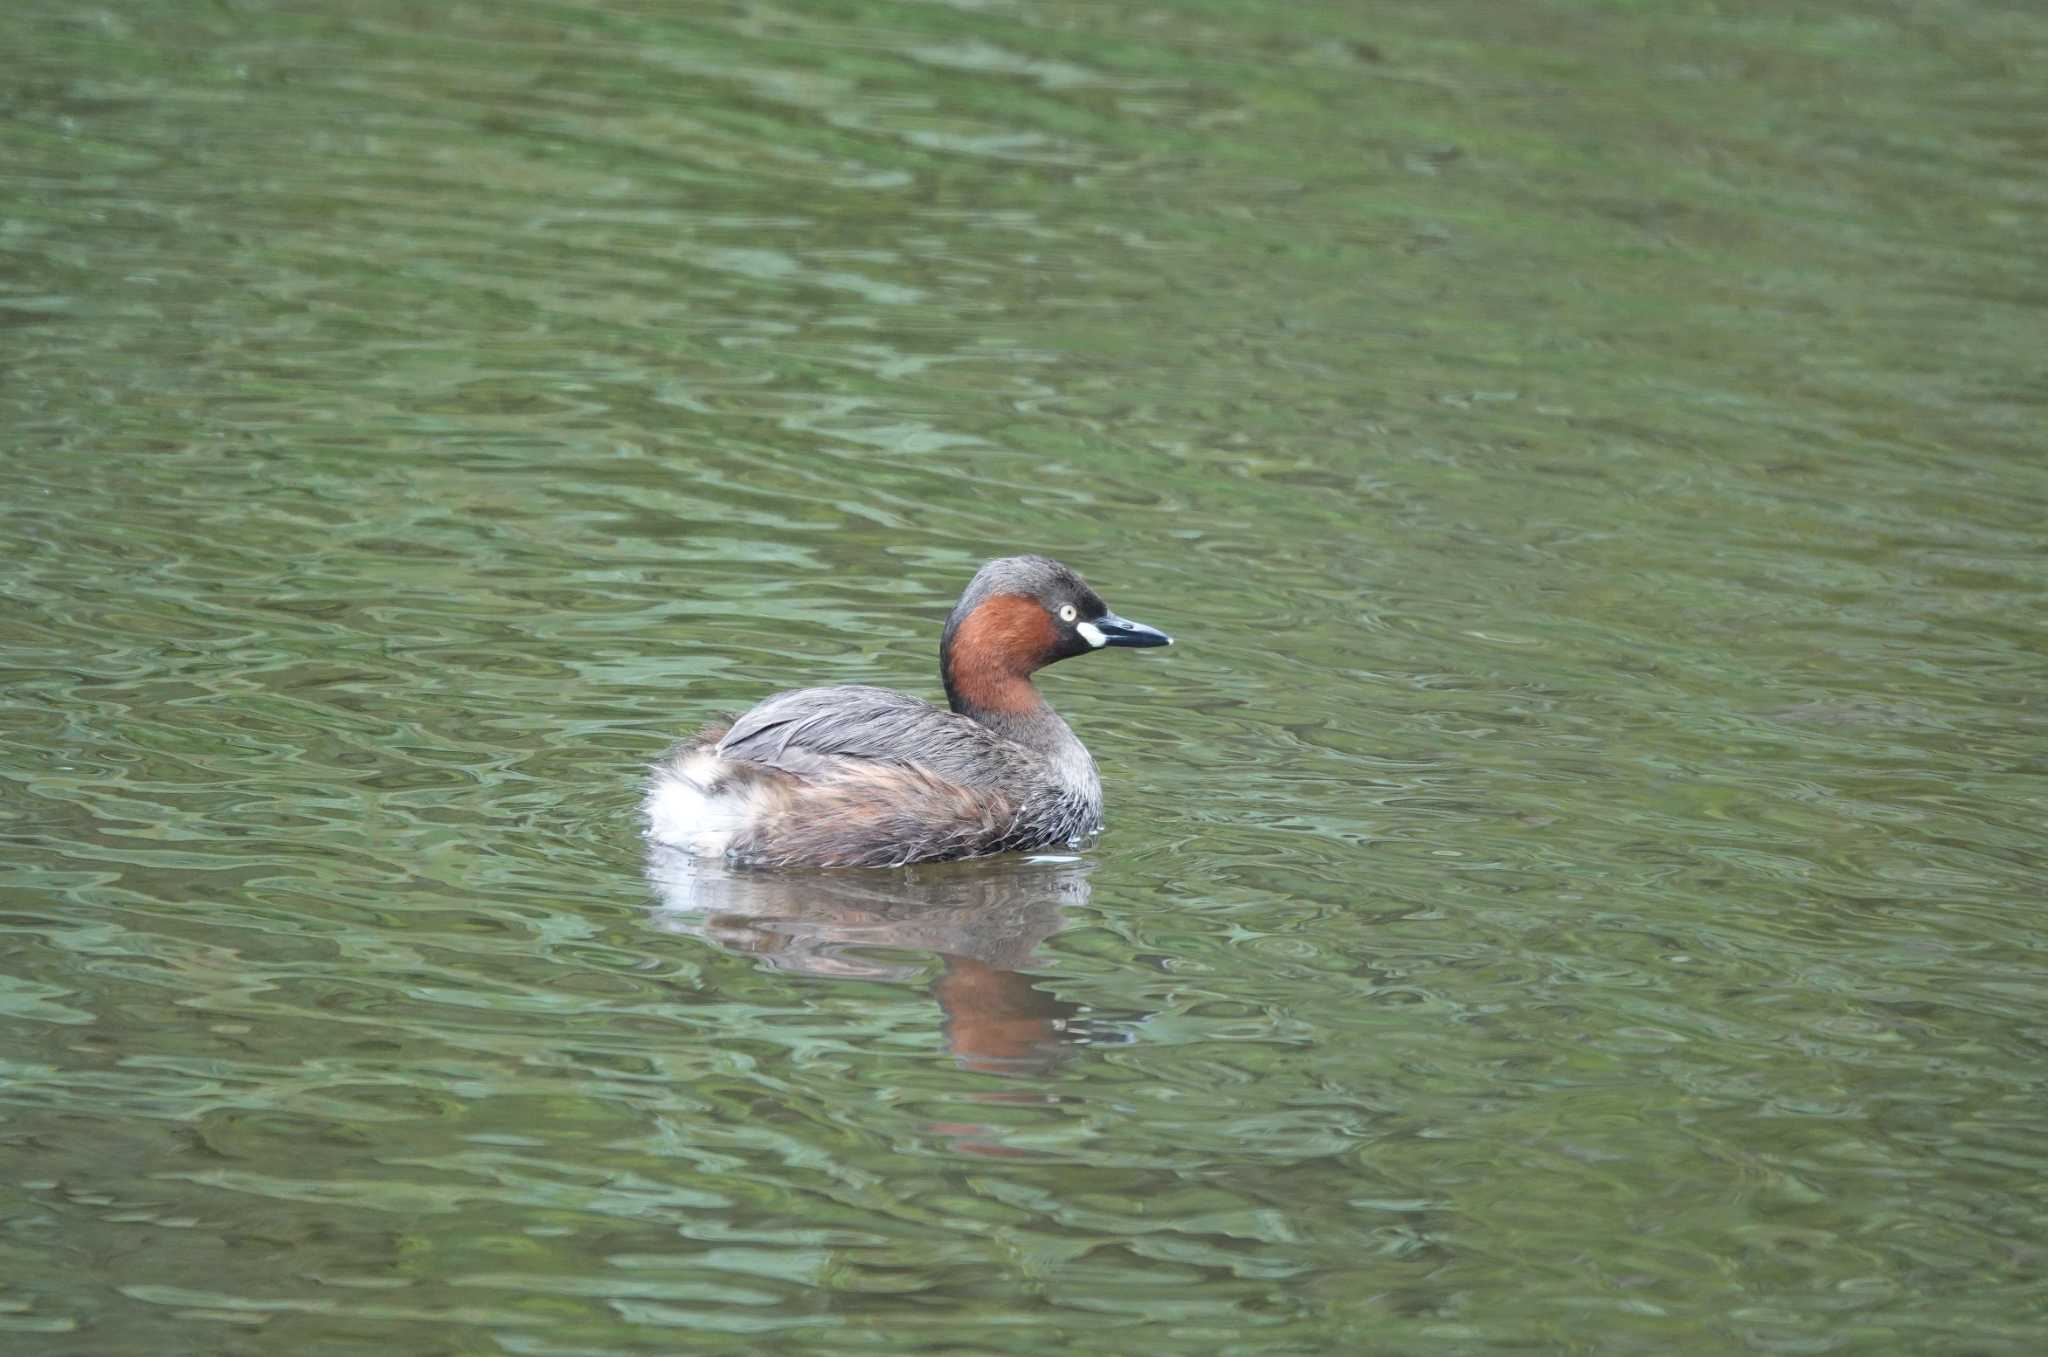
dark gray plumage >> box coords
[717,685,1032,787]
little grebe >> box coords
[644,555,1171,868]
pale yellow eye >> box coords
[1058,604,1078,623]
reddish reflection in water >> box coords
[647,848,1094,1077]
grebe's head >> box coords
[940,555,1171,715]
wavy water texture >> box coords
[3,0,2046,1353]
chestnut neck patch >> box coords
[943,594,1057,716]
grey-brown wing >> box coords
[716,685,1009,784]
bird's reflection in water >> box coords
[646,848,1095,1077]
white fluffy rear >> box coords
[643,748,758,858]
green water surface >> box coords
[3,1,2046,1353]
